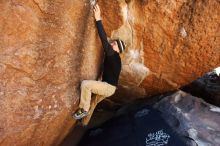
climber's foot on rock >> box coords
[73,108,89,120]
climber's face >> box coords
[110,41,120,53]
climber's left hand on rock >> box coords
[93,4,101,21]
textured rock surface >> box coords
[113,0,220,99]
[155,91,220,146]
[0,0,219,146]
[0,0,103,145]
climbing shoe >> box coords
[73,108,89,120]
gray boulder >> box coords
[155,91,220,146]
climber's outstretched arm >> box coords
[93,4,114,56]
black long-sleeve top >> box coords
[96,20,121,87]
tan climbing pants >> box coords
[79,80,116,111]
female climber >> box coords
[73,4,126,120]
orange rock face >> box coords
[115,0,220,98]
[0,0,219,145]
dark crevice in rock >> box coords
[181,71,220,107]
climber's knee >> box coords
[81,80,89,88]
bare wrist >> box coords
[95,17,101,21]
